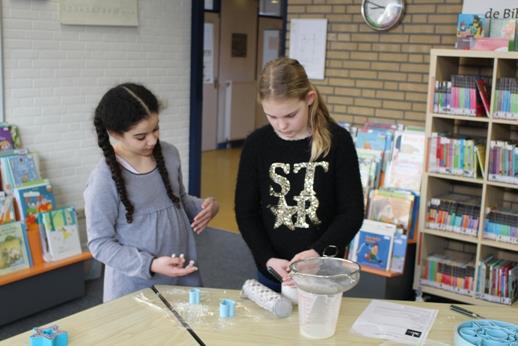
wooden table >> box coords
[3,285,518,345]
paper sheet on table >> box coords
[351,300,438,345]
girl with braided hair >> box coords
[84,83,219,302]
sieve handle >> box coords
[322,245,338,258]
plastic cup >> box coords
[290,257,360,339]
[297,289,342,339]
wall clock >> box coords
[361,0,405,31]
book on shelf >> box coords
[350,219,398,271]
[38,207,82,262]
[426,193,481,237]
[13,180,57,227]
[0,152,41,192]
[367,189,415,233]
[488,140,518,184]
[383,129,425,193]
[0,193,15,225]
[494,77,518,120]
[455,14,488,50]
[484,208,518,244]
[420,250,475,296]
[427,134,485,178]
[476,255,518,305]
[389,230,408,274]
[0,221,32,276]
[475,79,491,116]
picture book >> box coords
[0,221,31,276]
[475,79,491,116]
[355,219,397,271]
[0,193,15,225]
[356,229,393,271]
[0,127,14,152]
[13,180,56,226]
[367,189,415,232]
[456,14,488,39]
[38,207,82,261]
[389,231,408,273]
[7,153,40,187]
[488,19,517,51]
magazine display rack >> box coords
[414,49,518,307]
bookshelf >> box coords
[414,49,518,308]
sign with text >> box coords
[463,1,518,19]
[59,0,138,26]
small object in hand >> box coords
[189,288,200,304]
[219,298,236,318]
[187,260,195,267]
[267,266,284,283]
[30,325,68,346]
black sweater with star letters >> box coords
[235,122,364,278]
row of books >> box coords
[494,77,518,120]
[428,134,486,179]
[475,255,518,305]
[483,208,518,245]
[455,14,518,51]
[0,122,83,276]
[433,75,491,117]
[426,193,481,237]
[348,219,408,273]
[420,250,476,296]
[488,140,518,185]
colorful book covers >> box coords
[13,180,56,226]
[0,221,31,276]
[38,207,82,262]
[350,219,397,271]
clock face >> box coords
[361,0,405,31]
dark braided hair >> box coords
[94,83,180,223]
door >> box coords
[202,12,220,151]
[255,16,283,128]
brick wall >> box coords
[287,0,462,127]
[2,0,192,210]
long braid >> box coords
[153,140,181,207]
[94,116,135,223]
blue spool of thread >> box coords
[189,288,200,304]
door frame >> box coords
[189,0,287,195]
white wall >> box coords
[2,0,193,210]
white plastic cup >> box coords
[281,283,298,305]
[297,288,342,339]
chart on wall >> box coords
[289,19,328,80]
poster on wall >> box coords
[59,0,139,26]
[262,29,280,69]
[462,0,517,19]
[289,19,327,80]
[203,23,214,84]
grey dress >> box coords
[84,142,202,302]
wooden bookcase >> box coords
[414,49,518,307]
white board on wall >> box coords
[289,19,327,80]
[59,0,139,26]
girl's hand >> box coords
[266,258,291,282]
[151,256,198,277]
[289,249,319,266]
[191,197,219,234]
